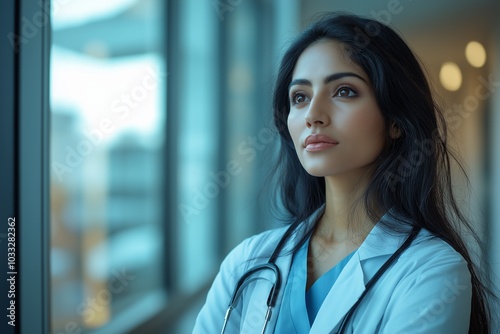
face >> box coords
[287,39,386,178]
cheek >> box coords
[342,108,386,148]
[344,109,385,163]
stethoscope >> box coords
[221,223,420,334]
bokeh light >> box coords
[439,62,462,91]
[465,41,487,68]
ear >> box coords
[389,122,402,139]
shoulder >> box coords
[404,229,469,270]
[362,225,471,291]
[222,225,289,273]
[192,225,290,333]
[390,228,471,285]
[375,212,469,272]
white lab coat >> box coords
[193,206,472,333]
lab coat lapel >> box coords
[309,253,365,333]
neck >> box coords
[315,169,376,245]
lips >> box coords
[304,134,339,152]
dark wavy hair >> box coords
[268,12,493,333]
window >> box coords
[50,1,166,332]
[174,0,220,292]
[47,0,302,332]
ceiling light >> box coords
[465,41,486,68]
[439,62,462,92]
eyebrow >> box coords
[288,72,367,91]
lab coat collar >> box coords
[357,212,413,261]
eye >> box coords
[290,92,309,105]
[334,86,357,98]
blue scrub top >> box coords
[274,234,355,333]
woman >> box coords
[193,13,492,333]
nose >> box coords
[304,96,330,128]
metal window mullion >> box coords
[18,0,51,333]
[0,0,21,332]
[216,8,229,261]
[164,0,180,293]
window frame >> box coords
[0,0,294,333]
[0,0,51,333]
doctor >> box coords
[193,13,492,333]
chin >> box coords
[302,165,341,177]
[301,161,375,178]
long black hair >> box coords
[269,12,493,333]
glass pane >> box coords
[49,1,166,332]
[176,0,219,293]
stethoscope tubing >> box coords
[221,262,281,334]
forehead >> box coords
[292,40,367,80]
